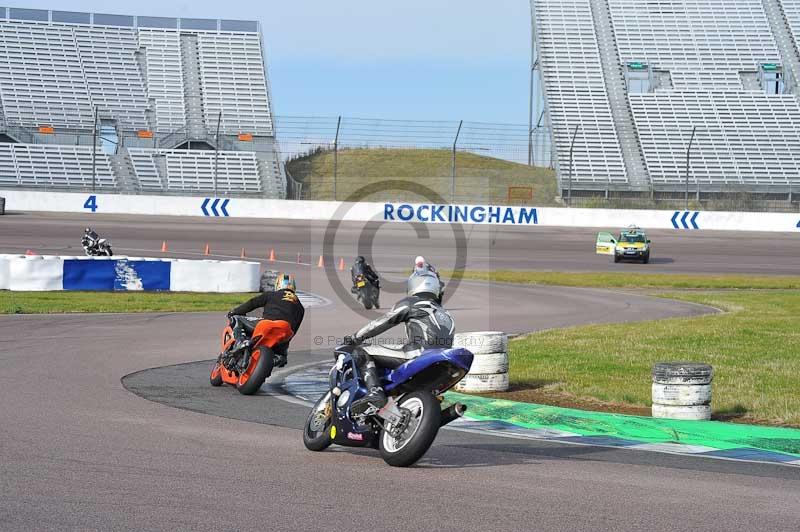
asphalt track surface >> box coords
[2,212,800,531]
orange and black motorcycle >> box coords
[210,316,291,395]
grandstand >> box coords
[531,0,800,200]
[0,8,284,197]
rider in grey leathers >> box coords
[347,271,454,413]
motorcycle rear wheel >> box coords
[236,346,274,395]
[303,392,334,451]
[378,391,440,467]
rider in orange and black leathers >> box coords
[227,273,305,367]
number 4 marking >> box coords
[84,195,98,213]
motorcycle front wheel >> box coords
[303,391,333,451]
[209,362,223,386]
[378,391,440,467]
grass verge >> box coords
[462,270,800,290]
[0,291,256,314]
[460,271,800,426]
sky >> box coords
[6,1,533,123]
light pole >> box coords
[685,125,697,211]
[451,120,463,203]
[91,106,99,192]
[213,111,222,197]
[333,115,341,200]
[567,124,579,206]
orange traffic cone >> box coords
[203,243,210,255]
[338,257,345,271]
[317,255,325,268]
[269,249,276,262]
[240,248,247,259]
[25,249,36,256]
[161,241,168,252]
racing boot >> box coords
[351,361,386,414]
[273,353,288,368]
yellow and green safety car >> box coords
[596,225,651,263]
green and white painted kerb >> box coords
[283,363,800,467]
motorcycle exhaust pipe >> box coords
[440,403,467,427]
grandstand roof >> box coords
[0,7,259,33]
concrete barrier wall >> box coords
[9,255,64,291]
[1,189,798,233]
[170,260,260,293]
[0,254,259,292]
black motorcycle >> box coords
[353,274,380,309]
[81,229,113,257]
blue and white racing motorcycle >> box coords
[303,343,474,467]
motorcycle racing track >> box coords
[2,211,800,531]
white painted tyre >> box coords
[651,403,711,421]
[652,363,713,385]
[455,372,509,393]
[453,332,507,355]
[468,352,509,375]
[652,383,711,406]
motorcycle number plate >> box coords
[357,281,366,287]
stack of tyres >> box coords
[651,362,713,420]
[453,331,509,392]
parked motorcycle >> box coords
[302,342,473,467]
[210,316,283,395]
[353,274,380,309]
[81,229,113,257]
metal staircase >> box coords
[762,0,800,93]
[110,151,139,193]
[589,0,650,189]
[178,33,209,144]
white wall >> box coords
[1,189,798,233]
[0,254,260,292]
[170,259,260,293]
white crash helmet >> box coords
[407,271,440,298]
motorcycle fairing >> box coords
[382,348,473,395]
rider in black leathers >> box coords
[350,256,380,291]
[81,227,99,251]
[227,273,305,368]
[347,270,454,413]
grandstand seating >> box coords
[533,0,627,184]
[630,92,800,186]
[137,29,186,133]
[197,33,274,135]
[0,8,285,198]
[608,0,780,90]
[533,0,800,191]
[0,143,116,188]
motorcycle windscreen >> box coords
[595,232,617,255]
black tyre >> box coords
[209,362,223,386]
[236,346,274,395]
[303,392,334,451]
[378,391,441,467]
[614,254,620,263]
[642,253,650,264]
